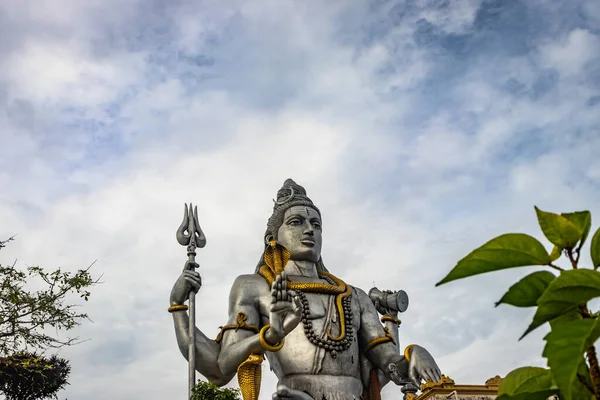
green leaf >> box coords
[574,358,595,400]
[561,211,592,247]
[550,245,562,262]
[591,227,600,270]
[521,269,600,339]
[543,318,600,400]
[549,309,583,330]
[535,206,581,249]
[495,271,555,308]
[496,366,559,400]
[436,234,551,286]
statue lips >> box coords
[300,238,316,247]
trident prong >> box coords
[177,203,207,249]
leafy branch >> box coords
[437,207,600,400]
[0,237,101,355]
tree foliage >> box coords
[0,236,99,399]
[0,352,70,400]
[0,236,100,355]
[190,380,240,400]
[437,207,600,400]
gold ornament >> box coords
[404,344,418,361]
[258,325,285,352]
[215,312,259,343]
[237,353,264,400]
[167,304,188,313]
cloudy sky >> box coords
[1,0,600,399]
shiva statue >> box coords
[169,179,442,400]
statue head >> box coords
[255,179,328,272]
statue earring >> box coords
[265,234,274,245]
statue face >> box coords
[276,206,322,262]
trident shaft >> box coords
[176,203,206,398]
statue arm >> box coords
[355,288,409,378]
[216,275,269,380]
[171,310,229,386]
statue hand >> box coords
[169,260,201,305]
[266,272,302,344]
[272,384,314,400]
[389,347,442,388]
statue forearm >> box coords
[369,346,409,376]
[355,287,409,381]
[383,320,400,354]
[172,311,230,386]
[216,332,265,378]
[376,320,400,388]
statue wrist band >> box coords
[168,304,188,313]
[259,325,285,352]
[380,315,401,324]
[404,344,418,361]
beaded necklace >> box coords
[258,266,354,358]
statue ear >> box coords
[264,233,275,245]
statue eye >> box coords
[312,222,321,229]
[289,219,301,225]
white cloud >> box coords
[541,28,600,78]
[1,0,600,399]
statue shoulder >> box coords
[350,286,374,311]
[350,285,369,299]
[229,273,271,298]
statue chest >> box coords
[300,292,330,319]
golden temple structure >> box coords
[410,375,502,400]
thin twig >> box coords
[578,373,595,395]
[567,249,578,269]
[548,263,564,272]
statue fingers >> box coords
[270,301,291,312]
[274,384,292,399]
[271,281,279,304]
[183,272,202,287]
[183,270,202,282]
[291,295,302,315]
[183,260,199,271]
[421,368,434,383]
[430,368,441,383]
[281,272,288,300]
[184,276,201,292]
[408,368,421,388]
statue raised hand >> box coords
[264,272,302,345]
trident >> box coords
[176,203,207,398]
